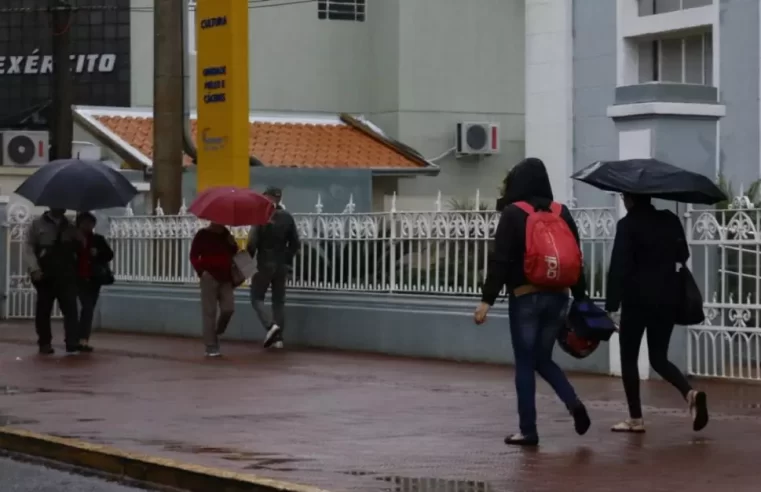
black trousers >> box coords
[619,308,693,419]
[77,279,101,342]
[34,277,79,349]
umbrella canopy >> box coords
[572,159,726,205]
[15,159,139,211]
[188,187,275,226]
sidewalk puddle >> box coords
[375,476,492,491]
[1,385,37,395]
[1,385,101,397]
[0,412,38,426]
[137,438,313,470]
[339,471,493,491]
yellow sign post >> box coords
[195,0,250,191]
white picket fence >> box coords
[3,193,617,311]
[106,202,616,298]
[7,192,761,381]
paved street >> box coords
[1,323,761,491]
[0,456,147,492]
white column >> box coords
[524,0,574,204]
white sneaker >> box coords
[205,348,221,358]
[263,324,282,348]
[272,341,284,349]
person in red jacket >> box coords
[190,223,238,357]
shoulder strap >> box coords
[514,201,533,214]
[549,202,563,215]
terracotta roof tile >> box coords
[94,115,428,170]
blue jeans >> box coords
[509,292,579,437]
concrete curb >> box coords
[0,427,330,492]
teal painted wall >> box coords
[96,285,611,374]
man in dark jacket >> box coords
[475,157,590,446]
[247,187,300,349]
[606,194,708,433]
[23,208,80,354]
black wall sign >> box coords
[0,0,131,129]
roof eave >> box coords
[72,106,153,169]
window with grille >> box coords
[637,32,713,85]
[318,0,365,21]
[0,0,132,129]
[638,0,712,16]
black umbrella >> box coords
[15,159,139,211]
[572,158,726,204]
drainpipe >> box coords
[181,0,197,163]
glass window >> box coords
[682,0,712,9]
[638,41,657,83]
[318,0,366,21]
[638,0,654,16]
[641,0,711,16]
[636,31,713,86]
[0,0,131,127]
[659,38,683,83]
[703,32,713,86]
[683,35,704,84]
[655,0,681,14]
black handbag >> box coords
[675,263,704,325]
[92,263,115,286]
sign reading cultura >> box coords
[0,49,117,75]
[195,0,249,191]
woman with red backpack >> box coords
[475,157,590,447]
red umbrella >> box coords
[188,187,275,226]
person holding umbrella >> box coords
[187,186,276,357]
[190,222,239,358]
[23,208,80,354]
[605,193,708,433]
[15,158,139,355]
[572,159,722,433]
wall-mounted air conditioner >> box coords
[455,122,500,156]
[0,130,49,166]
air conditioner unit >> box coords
[0,130,49,166]
[455,122,500,156]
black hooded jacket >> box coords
[604,202,688,313]
[481,158,587,304]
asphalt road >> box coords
[0,457,148,492]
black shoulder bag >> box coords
[675,263,704,326]
[91,236,115,286]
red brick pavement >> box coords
[0,323,760,491]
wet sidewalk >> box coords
[0,323,760,491]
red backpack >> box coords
[514,201,582,288]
